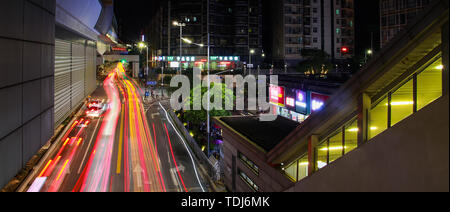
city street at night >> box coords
[0,0,448,202]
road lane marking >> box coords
[159,102,206,192]
[116,105,125,174]
[77,117,103,174]
[167,151,182,192]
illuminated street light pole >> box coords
[139,42,149,79]
[173,21,186,75]
[249,49,255,75]
[207,0,211,158]
[365,49,373,63]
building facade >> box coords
[270,0,355,67]
[217,0,448,192]
[1,0,117,189]
[0,0,56,189]
[147,0,263,69]
[380,0,432,47]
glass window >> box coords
[238,152,259,175]
[298,155,309,181]
[344,119,358,154]
[328,131,343,163]
[284,162,298,182]
[370,97,388,139]
[417,59,443,110]
[391,79,414,126]
[316,141,328,170]
[239,170,259,191]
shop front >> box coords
[269,85,330,123]
[155,55,241,71]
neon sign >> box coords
[310,92,330,112]
[269,85,285,107]
[295,90,307,114]
[286,97,295,107]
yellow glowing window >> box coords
[370,97,388,139]
[344,119,358,154]
[284,162,298,182]
[328,131,343,163]
[390,79,414,127]
[417,59,443,110]
[316,141,328,170]
[298,156,309,181]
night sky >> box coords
[354,0,381,56]
[114,0,380,56]
[114,0,159,43]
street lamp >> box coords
[173,21,186,75]
[249,49,255,75]
[215,69,234,75]
[182,37,204,47]
[365,49,373,63]
[138,42,149,79]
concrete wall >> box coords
[0,0,56,188]
[287,95,449,192]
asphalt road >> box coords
[25,63,206,192]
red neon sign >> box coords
[269,85,285,107]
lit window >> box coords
[316,141,328,170]
[297,155,309,181]
[390,80,414,126]
[417,59,443,110]
[370,97,388,139]
[283,154,308,182]
[284,162,297,182]
[344,119,358,154]
[328,131,343,163]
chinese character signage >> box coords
[269,85,285,107]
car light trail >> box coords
[80,71,121,192]
[159,102,206,192]
[164,123,188,192]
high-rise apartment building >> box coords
[147,0,263,67]
[269,0,354,67]
[380,0,432,47]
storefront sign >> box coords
[286,97,295,107]
[295,90,307,114]
[311,92,330,112]
[169,62,180,68]
[269,85,285,107]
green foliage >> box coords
[183,82,235,126]
[296,49,333,75]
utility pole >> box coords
[179,24,183,75]
[168,0,171,58]
[207,0,211,158]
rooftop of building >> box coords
[218,116,300,152]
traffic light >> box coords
[121,59,127,64]
[341,46,349,54]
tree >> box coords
[183,82,235,127]
[296,49,333,77]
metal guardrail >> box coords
[165,107,219,183]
